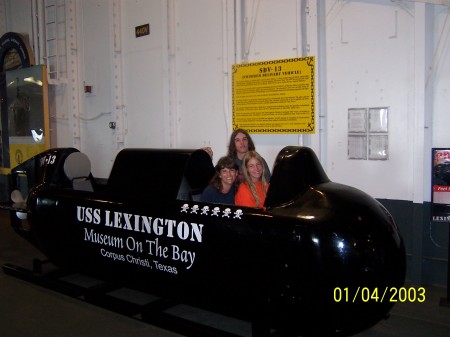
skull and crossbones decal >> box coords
[181,203,243,220]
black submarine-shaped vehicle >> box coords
[2,146,406,336]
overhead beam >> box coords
[405,0,450,6]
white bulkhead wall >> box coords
[61,0,312,177]
[325,1,418,200]
[4,0,450,204]
[120,0,169,149]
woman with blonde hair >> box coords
[235,151,269,209]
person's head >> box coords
[242,151,268,207]
[227,129,256,160]
[242,151,265,183]
[211,156,239,192]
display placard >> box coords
[348,107,389,160]
[369,135,389,160]
[232,57,315,134]
[369,107,389,133]
[348,135,367,160]
[431,148,450,222]
[348,108,367,133]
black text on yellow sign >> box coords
[232,57,315,134]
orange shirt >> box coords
[235,181,268,209]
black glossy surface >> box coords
[6,146,406,336]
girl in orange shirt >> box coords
[235,151,269,209]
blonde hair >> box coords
[242,151,268,207]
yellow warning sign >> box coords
[232,57,315,134]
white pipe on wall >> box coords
[411,2,429,204]
[221,0,231,138]
[112,0,126,148]
[167,0,178,148]
[68,0,80,145]
[296,0,305,147]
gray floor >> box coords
[1,209,449,337]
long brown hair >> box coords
[227,128,256,158]
[242,151,268,207]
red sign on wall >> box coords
[432,148,450,222]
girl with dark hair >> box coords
[200,156,239,204]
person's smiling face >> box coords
[219,168,238,190]
[247,157,262,182]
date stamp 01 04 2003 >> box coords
[333,287,426,303]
